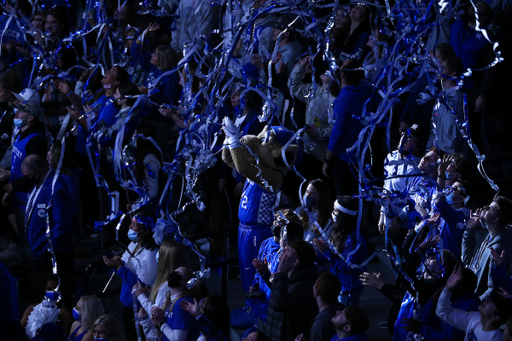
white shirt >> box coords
[436,289,503,341]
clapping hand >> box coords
[180,298,202,317]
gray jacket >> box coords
[289,64,336,161]
[462,227,512,299]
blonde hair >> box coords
[149,239,188,303]
[80,296,105,331]
[93,314,124,341]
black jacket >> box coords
[259,265,319,341]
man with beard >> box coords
[463,196,512,300]
[329,306,370,341]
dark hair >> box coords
[434,43,456,61]
[117,82,140,106]
[134,124,163,182]
[330,196,358,253]
[315,272,341,304]
[289,240,316,271]
[283,221,304,245]
[114,66,130,84]
[344,305,370,335]
[132,210,158,251]
[452,268,477,301]
[301,179,332,234]
[155,45,179,72]
[343,5,371,53]
[444,56,463,77]
[46,9,70,38]
[274,209,301,239]
[489,290,512,324]
[202,295,230,339]
[493,196,512,227]
[475,1,494,26]
[449,152,468,177]
[49,140,81,175]
[340,59,365,85]
[0,73,22,104]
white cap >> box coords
[14,88,41,104]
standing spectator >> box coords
[427,56,468,155]
[103,212,158,341]
[1,94,47,245]
[289,55,337,179]
[259,241,319,341]
[309,272,345,341]
[92,314,125,341]
[336,4,371,62]
[69,296,105,341]
[22,154,78,274]
[135,239,188,341]
[323,59,378,197]
[436,266,511,341]
[314,197,367,306]
[463,196,512,299]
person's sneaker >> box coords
[377,321,388,330]
[200,242,210,252]
[0,241,23,260]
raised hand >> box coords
[445,265,462,292]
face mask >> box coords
[271,223,281,237]
[446,192,455,205]
[94,337,108,341]
[305,195,319,208]
[13,118,27,128]
[103,83,113,89]
[331,212,338,223]
[127,229,140,242]
[156,251,160,262]
[44,290,61,302]
[72,307,80,321]
[167,271,183,288]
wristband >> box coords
[66,91,73,97]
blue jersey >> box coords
[239,180,278,226]
[10,132,43,209]
[163,297,201,341]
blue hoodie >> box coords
[328,84,377,162]
[26,168,79,262]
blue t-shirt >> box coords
[163,297,201,341]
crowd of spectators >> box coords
[0,0,512,340]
